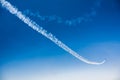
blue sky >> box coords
[0,0,120,80]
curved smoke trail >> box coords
[0,0,105,65]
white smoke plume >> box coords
[0,0,105,65]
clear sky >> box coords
[0,0,120,80]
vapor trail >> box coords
[0,0,105,65]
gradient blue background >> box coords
[0,0,120,80]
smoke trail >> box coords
[0,0,105,65]
[23,0,102,26]
[23,9,95,26]
[23,10,87,26]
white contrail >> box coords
[23,0,102,26]
[0,0,105,65]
